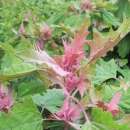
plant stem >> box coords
[64,123,69,130]
[64,88,90,123]
[69,95,90,123]
[53,114,80,130]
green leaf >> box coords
[116,59,128,67]
[117,34,130,58]
[102,9,120,26]
[93,59,118,85]
[0,53,37,81]
[17,78,45,97]
[95,0,118,11]
[64,14,90,28]
[92,108,130,130]
[120,88,130,112]
[117,0,130,19]
[32,88,64,113]
[102,85,120,102]
[119,68,130,82]
[0,97,42,130]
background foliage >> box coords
[1,0,130,130]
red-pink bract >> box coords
[65,73,86,96]
[56,99,80,122]
[0,85,13,112]
[40,24,52,41]
[65,73,79,93]
[106,92,122,116]
[80,0,93,11]
[62,28,88,71]
[19,23,26,35]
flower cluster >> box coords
[80,0,94,12]
[19,23,123,129]
[53,26,122,124]
[36,24,52,49]
[53,27,89,123]
[61,27,88,96]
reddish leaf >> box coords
[56,98,80,122]
[106,92,122,116]
[87,19,130,63]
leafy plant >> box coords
[1,0,130,130]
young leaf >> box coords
[93,59,118,85]
[32,88,64,113]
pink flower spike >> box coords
[19,23,26,36]
[65,74,86,96]
[56,99,80,122]
[65,73,79,93]
[80,0,93,11]
[40,24,52,41]
[0,85,13,113]
[77,75,86,97]
[106,92,122,116]
[62,28,88,72]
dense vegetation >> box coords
[1,0,130,130]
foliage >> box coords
[1,0,130,130]
[32,88,64,113]
[0,97,42,130]
[92,59,118,85]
